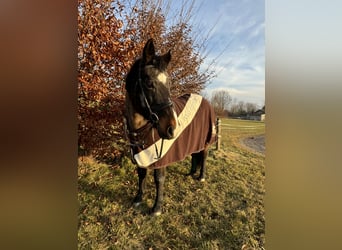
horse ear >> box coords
[143,39,155,63]
[163,50,171,65]
[159,50,171,70]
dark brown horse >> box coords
[124,39,216,215]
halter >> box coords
[137,75,173,126]
[128,62,174,161]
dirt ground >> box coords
[241,135,265,154]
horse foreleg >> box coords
[133,167,147,206]
[152,167,166,216]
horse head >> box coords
[125,39,177,139]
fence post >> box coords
[216,118,221,150]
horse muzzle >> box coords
[166,125,175,139]
[158,115,178,140]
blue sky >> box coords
[169,0,265,107]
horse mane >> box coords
[125,58,142,94]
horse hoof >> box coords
[133,202,142,207]
[186,173,197,180]
[152,210,162,216]
[151,207,162,216]
[199,178,205,182]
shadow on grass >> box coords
[78,172,154,216]
[78,178,130,204]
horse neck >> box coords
[125,94,148,131]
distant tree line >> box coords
[208,90,264,118]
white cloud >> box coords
[171,0,265,106]
[204,41,265,106]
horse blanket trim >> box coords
[133,94,216,168]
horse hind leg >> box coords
[152,167,166,216]
[188,152,201,177]
[198,148,208,182]
[133,167,147,206]
[189,151,207,182]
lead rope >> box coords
[151,127,164,159]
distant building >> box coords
[260,114,265,121]
[247,109,265,121]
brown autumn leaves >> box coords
[78,0,216,160]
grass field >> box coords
[78,118,265,249]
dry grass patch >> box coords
[78,118,265,249]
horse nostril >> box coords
[167,126,174,138]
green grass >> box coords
[78,118,265,249]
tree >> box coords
[210,90,232,116]
[237,101,246,116]
[245,102,257,114]
[78,0,219,160]
[229,99,245,117]
[200,90,210,101]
